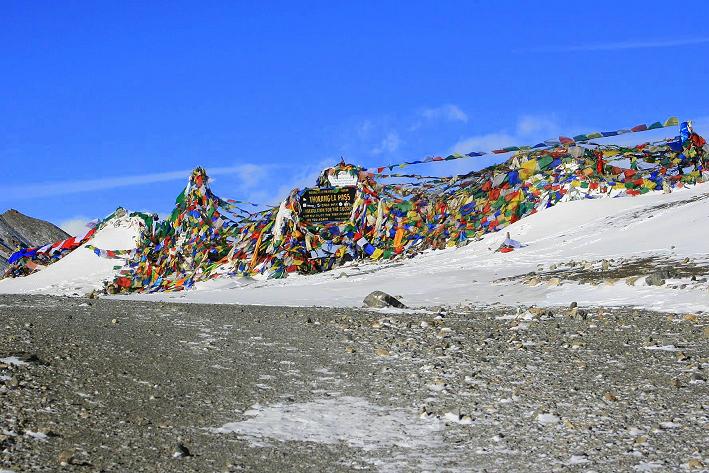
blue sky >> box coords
[2,1,709,234]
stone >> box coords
[528,307,546,316]
[173,443,192,458]
[437,328,453,338]
[38,426,57,437]
[363,291,407,309]
[682,314,699,323]
[548,277,561,286]
[688,459,705,470]
[602,260,610,271]
[58,449,75,466]
[374,347,390,357]
[645,272,665,286]
[525,277,541,286]
[570,308,587,320]
[625,276,641,286]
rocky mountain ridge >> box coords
[0,209,70,270]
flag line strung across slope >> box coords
[365,116,679,173]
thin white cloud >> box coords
[356,120,374,139]
[371,132,402,155]
[233,163,270,190]
[452,132,517,155]
[526,37,709,53]
[516,114,559,136]
[0,165,273,202]
[420,104,468,123]
[241,158,334,207]
[452,114,560,155]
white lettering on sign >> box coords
[328,172,358,187]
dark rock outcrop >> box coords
[0,209,70,269]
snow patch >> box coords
[643,345,680,352]
[0,356,28,366]
[443,412,473,425]
[568,454,590,465]
[209,396,442,450]
[633,461,665,472]
[24,430,48,441]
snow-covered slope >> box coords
[0,216,141,296]
[4,182,708,312]
[119,182,709,313]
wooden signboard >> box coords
[300,187,356,223]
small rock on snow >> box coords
[363,291,407,309]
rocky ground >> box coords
[497,256,709,290]
[0,295,707,472]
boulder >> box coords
[645,272,666,286]
[625,276,641,286]
[363,291,407,309]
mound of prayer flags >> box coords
[5,119,706,295]
[102,121,707,293]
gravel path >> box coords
[0,295,707,472]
